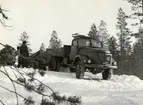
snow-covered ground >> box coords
[0,66,143,105]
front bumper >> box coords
[85,64,117,69]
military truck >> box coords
[46,34,117,80]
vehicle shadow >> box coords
[83,75,102,81]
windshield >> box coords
[91,39,102,47]
[78,39,90,47]
[78,39,102,48]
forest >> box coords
[0,0,143,105]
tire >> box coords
[69,68,76,73]
[102,68,112,80]
[75,60,85,79]
[55,60,61,72]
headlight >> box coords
[83,60,86,63]
[113,61,117,66]
[87,59,91,63]
[106,56,110,62]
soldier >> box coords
[19,41,29,68]
[17,46,21,68]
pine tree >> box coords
[124,0,143,78]
[125,0,143,37]
[132,28,143,78]
[19,31,29,45]
[98,20,110,49]
[133,42,143,78]
[49,31,62,49]
[88,23,99,41]
[108,36,119,61]
[40,43,45,51]
[126,0,142,5]
[116,7,131,71]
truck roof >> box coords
[73,35,92,39]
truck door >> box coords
[70,39,78,60]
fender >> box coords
[73,55,89,66]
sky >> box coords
[0,0,132,52]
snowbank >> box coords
[0,66,143,105]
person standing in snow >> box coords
[19,41,29,68]
[17,46,21,68]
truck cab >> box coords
[70,35,103,61]
[68,35,117,79]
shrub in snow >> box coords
[24,96,35,105]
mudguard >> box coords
[73,55,89,66]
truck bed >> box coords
[46,48,64,57]
[46,45,71,58]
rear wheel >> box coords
[69,68,76,73]
[55,60,61,72]
[48,57,56,71]
[75,60,85,79]
[49,56,62,72]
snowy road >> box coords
[0,67,143,105]
[38,71,143,105]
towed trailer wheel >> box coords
[75,60,85,79]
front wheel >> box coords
[102,68,112,80]
[75,60,85,79]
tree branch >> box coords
[12,66,55,93]
[0,100,5,105]
[0,85,34,105]
[3,67,19,105]
[0,68,52,98]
